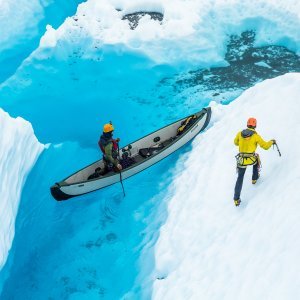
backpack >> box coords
[177,115,197,135]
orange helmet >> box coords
[247,117,257,128]
[103,123,114,133]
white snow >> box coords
[36,0,300,68]
[153,73,300,299]
[0,109,44,270]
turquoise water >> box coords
[0,46,181,146]
[0,32,204,298]
[0,141,185,299]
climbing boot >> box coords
[252,174,260,184]
[234,199,241,207]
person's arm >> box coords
[234,132,240,146]
[256,134,273,150]
[104,143,119,166]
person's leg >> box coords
[252,163,259,181]
[234,167,246,200]
[99,161,110,175]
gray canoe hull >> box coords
[51,107,211,201]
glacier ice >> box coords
[0,0,44,53]
[154,73,300,299]
[0,109,44,271]
[1,0,300,298]
[36,0,300,67]
[1,0,300,149]
[0,0,83,82]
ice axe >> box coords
[274,142,281,157]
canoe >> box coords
[50,107,211,201]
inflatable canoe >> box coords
[50,107,211,201]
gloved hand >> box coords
[117,163,122,171]
[271,139,276,145]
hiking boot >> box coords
[252,174,260,184]
[234,199,241,206]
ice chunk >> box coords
[0,109,44,271]
[33,0,300,68]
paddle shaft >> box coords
[119,171,125,197]
[117,144,126,197]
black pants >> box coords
[234,163,259,200]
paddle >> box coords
[119,171,126,197]
[117,142,126,197]
[109,121,126,197]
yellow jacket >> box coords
[234,128,273,153]
[234,128,273,166]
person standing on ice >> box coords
[233,117,275,206]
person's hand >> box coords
[117,163,122,171]
[271,139,276,145]
[116,138,120,142]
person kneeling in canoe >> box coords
[98,123,122,173]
